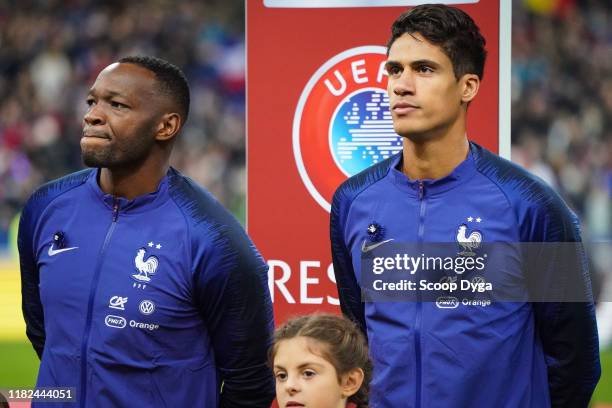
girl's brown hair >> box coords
[270,314,372,408]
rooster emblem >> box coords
[456,224,482,256]
[132,248,159,282]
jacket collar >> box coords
[388,142,478,197]
[86,168,170,214]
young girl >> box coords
[270,314,372,408]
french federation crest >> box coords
[293,46,403,212]
[455,223,483,257]
[132,247,159,287]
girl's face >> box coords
[273,336,347,408]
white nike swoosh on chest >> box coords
[48,244,79,256]
[361,239,394,253]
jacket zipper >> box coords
[415,181,426,408]
[79,199,119,407]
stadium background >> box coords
[0,0,609,405]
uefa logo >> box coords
[293,46,403,212]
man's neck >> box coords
[401,125,469,180]
[98,161,169,200]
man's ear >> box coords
[155,113,181,142]
[340,368,365,399]
[460,73,480,104]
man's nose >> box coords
[393,70,416,96]
[83,104,105,126]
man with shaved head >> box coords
[19,56,275,407]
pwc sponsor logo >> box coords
[293,46,402,212]
[436,296,460,309]
[104,314,159,331]
[105,315,127,329]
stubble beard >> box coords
[81,137,153,170]
[81,145,113,168]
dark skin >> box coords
[82,62,182,199]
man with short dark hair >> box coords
[331,5,600,407]
[19,56,275,407]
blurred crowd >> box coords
[0,0,247,251]
[511,0,611,245]
[511,0,611,345]
[0,1,610,276]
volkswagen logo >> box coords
[139,300,156,315]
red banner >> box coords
[247,0,510,324]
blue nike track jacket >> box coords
[331,142,600,408]
[18,168,275,407]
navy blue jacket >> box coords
[19,168,275,407]
[331,142,600,408]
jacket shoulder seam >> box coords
[27,170,92,240]
[473,167,520,229]
[343,176,388,241]
[167,189,195,280]
[334,155,396,244]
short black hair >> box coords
[118,55,190,124]
[387,4,487,80]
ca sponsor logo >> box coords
[439,275,457,285]
[108,296,128,310]
[105,315,126,329]
[139,300,155,315]
[436,296,459,309]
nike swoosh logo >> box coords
[361,239,394,253]
[48,244,79,256]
